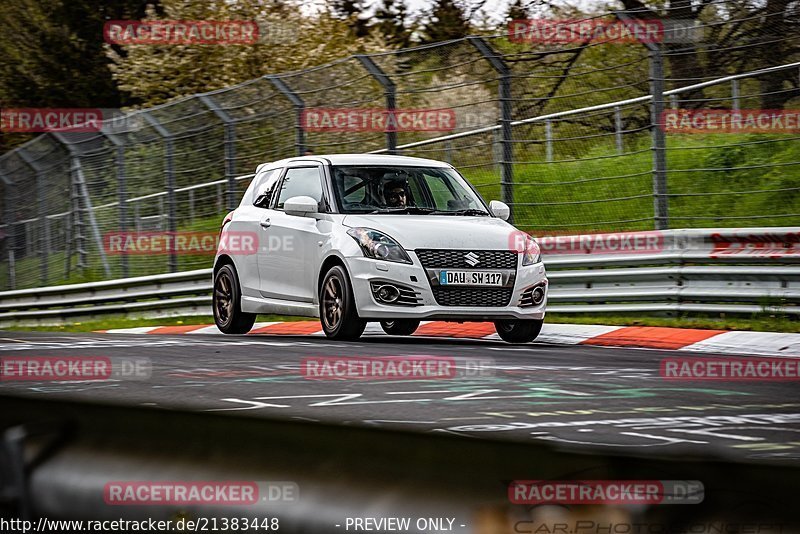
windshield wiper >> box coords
[434,208,490,216]
[369,207,436,214]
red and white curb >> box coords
[99,321,800,357]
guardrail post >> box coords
[100,128,129,278]
[267,76,306,157]
[356,55,398,155]
[17,149,50,285]
[142,113,178,272]
[617,11,669,230]
[468,36,514,224]
[199,95,238,211]
[50,132,111,278]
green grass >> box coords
[460,132,800,232]
[6,314,301,332]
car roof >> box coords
[256,154,453,172]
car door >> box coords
[226,167,281,298]
[258,165,327,302]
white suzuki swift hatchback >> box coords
[213,154,547,342]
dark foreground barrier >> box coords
[1,395,798,533]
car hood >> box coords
[341,215,519,250]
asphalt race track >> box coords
[1,330,799,464]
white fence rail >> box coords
[0,228,797,327]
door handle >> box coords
[260,219,271,229]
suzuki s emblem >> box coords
[464,252,480,267]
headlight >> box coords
[522,235,541,266]
[347,228,412,264]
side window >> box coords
[276,167,323,209]
[343,175,366,203]
[253,169,281,208]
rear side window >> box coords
[276,167,323,209]
[253,168,281,208]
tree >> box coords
[0,0,154,151]
[373,0,412,48]
[421,0,471,44]
[506,0,530,22]
[619,0,800,109]
[106,0,387,106]
[328,0,370,37]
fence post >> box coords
[617,11,669,230]
[142,112,178,272]
[545,119,553,162]
[356,55,398,155]
[101,128,128,278]
[188,190,195,222]
[17,149,50,285]
[267,76,306,156]
[51,132,111,277]
[731,79,740,111]
[614,106,624,154]
[468,36,514,224]
[649,46,669,230]
[199,94,238,211]
[0,170,14,289]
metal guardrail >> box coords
[0,228,797,326]
[4,395,799,528]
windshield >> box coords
[331,165,489,215]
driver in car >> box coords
[383,178,409,208]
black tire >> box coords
[380,319,420,336]
[320,265,366,340]
[213,264,256,334]
[494,319,543,343]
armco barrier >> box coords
[1,395,799,528]
[0,227,797,327]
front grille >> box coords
[415,249,518,269]
[432,287,513,307]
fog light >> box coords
[376,284,400,303]
[531,286,545,305]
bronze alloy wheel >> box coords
[213,264,256,335]
[215,270,234,324]
[319,265,366,340]
[322,276,344,331]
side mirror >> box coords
[489,200,510,221]
[284,195,319,217]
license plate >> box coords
[439,271,503,286]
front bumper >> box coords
[347,252,547,321]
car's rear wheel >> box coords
[214,264,256,334]
[380,319,420,336]
[320,265,366,340]
[494,319,543,343]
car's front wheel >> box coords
[320,265,366,340]
[494,319,543,343]
[213,264,256,334]
[380,319,420,336]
